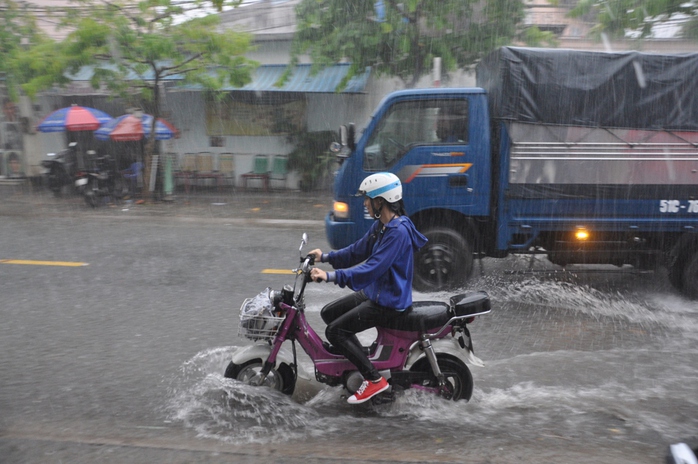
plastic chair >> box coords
[174,153,197,193]
[194,152,223,189]
[241,155,270,191]
[218,153,235,189]
[270,155,288,189]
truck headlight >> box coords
[333,201,349,219]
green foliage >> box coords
[286,130,337,191]
[0,0,54,100]
[568,0,698,39]
[18,0,257,106]
[520,26,558,47]
[285,0,524,89]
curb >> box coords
[0,183,332,226]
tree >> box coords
[284,0,525,89]
[568,0,698,40]
[21,0,257,201]
[0,0,55,101]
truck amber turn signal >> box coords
[575,229,590,241]
[333,201,349,219]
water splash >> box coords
[463,268,698,339]
[166,346,329,444]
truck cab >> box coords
[326,88,492,291]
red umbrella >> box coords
[36,104,113,132]
[94,113,179,142]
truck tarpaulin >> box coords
[477,46,698,131]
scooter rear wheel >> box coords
[84,188,99,207]
[409,354,473,401]
[224,360,295,395]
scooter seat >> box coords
[381,301,451,332]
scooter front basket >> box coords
[237,292,285,341]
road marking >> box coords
[261,269,297,274]
[0,259,89,267]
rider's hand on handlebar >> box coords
[310,268,328,283]
[308,249,323,263]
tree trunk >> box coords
[141,72,161,203]
[141,138,156,203]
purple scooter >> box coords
[225,233,491,403]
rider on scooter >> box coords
[309,172,428,404]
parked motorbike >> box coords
[225,233,491,403]
[77,152,124,207]
[41,142,80,196]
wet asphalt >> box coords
[0,182,330,225]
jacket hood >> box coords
[387,216,428,251]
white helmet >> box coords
[358,172,402,203]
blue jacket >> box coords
[326,216,427,310]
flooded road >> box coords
[169,253,698,463]
[1,215,696,463]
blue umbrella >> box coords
[36,105,113,132]
[94,113,179,141]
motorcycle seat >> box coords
[381,301,451,332]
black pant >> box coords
[321,290,397,382]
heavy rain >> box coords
[1,0,698,463]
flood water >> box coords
[166,257,698,461]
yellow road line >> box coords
[0,259,89,267]
[261,269,297,275]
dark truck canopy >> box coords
[476,46,698,131]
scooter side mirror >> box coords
[299,233,308,253]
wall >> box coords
[163,90,293,187]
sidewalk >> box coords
[0,182,330,224]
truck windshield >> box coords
[363,99,468,171]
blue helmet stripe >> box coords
[367,180,400,198]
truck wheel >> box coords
[668,253,686,292]
[680,253,698,299]
[668,239,698,293]
[414,227,473,292]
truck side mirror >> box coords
[339,125,348,146]
[338,124,356,151]
[347,123,355,151]
[332,125,354,165]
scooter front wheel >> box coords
[224,360,295,395]
[47,169,66,196]
[409,354,473,401]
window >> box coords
[363,99,468,171]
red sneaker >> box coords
[347,377,389,404]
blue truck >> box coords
[325,46,698,297]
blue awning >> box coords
[225,63,371,93]
[67,62,370,94]
[66,64,182,82]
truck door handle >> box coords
[448,175,468,187]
